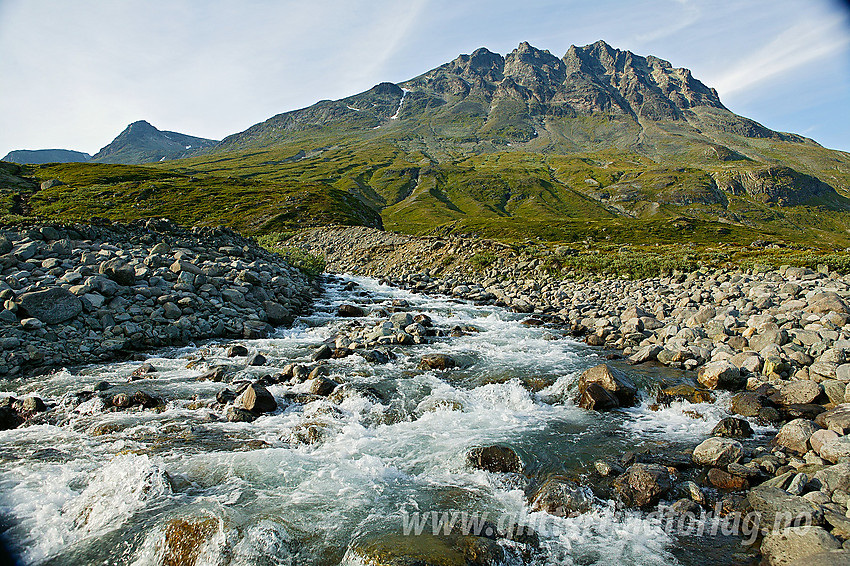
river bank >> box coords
[0,220,315,379]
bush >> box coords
[275,246,326,277]
[469,251,497,269]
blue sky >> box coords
[0,0,848,156]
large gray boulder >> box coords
[613,463,673,508]
[761,526,841,566]
[815,404,850,434]
[696,361,744,390]
[18,287,82,324]
[747,486,824,529]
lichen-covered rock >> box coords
[692,437,743,467]
[17,287,82,324]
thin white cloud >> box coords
[709,18,850,96]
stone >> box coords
[819,437,850,463]
[779,381,822,405]
[247,353,266,366]
[530,476,594,517]
[466,445,523,474]
[730,392,770,417]
[130,362,157,379]
[226,406,256,422]
[707,468,748,490]
[787,551,850,566]
[308,377,337,397]
[133,390,161,408]
[235,383,277,414]
[774,419,821,455]
[836,364,850,382]
[822,380,847,405]
[577,364,638,407]
[761,527,841,566]
[811,429,840,455]
[807,293,850,315]
[816,404,850,434]
[162,302,181,320]
[226,345,249,357]
[748,487,824,530]
[419,354,458,371]
[263,300,292,326]
[613,463,673,508]
[15,397,43,414]
[692,437,743,467]
[311,345,332,362]
[629,345,662,364]
[578,383,620,411]
[21,317,43,331]
[338,304,365,317]
[696,360,744,390]
[99,259,135,286]
[657,384,715,405]
[711,417,753,438]
[17,287,82,324]
[170,260,203,275]
[0,406,22,430]
[750,326,786,352]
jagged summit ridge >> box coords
[217,40,808,153]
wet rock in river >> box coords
[530,477,594,516]
[226,406,256,423]
[576,364,637,407]
[711,417,753,438]
[308,377,337,397]
[419,354,458,371]
[338,304,365,317]
[696,361,744,390]
[130,362,157,380]
[0,406,23,430]
[235,382,277,414]
[707,468,749,490]
[578,383,620,411]
[466,445,523,474]
[613,463,673,508]
[161,517,220,566]
[247,353,266,366]
[657,383,715,405]
[133,390,162,408]
[226,345,249,357]
[311,345,333,362]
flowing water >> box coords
[0,276,760,565]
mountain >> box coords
[3,41,850,247]
[168,40,850,244]
[91,120,218,165]
[3,149,91,164]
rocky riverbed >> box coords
[1,223,850,565]
[0,220,314,379]
[289,225,850,565]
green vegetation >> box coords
[468,251,498,269]
[271,247,327,277]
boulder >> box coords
[836,364,850,382]
[692,437,743,467]
[530,477,594,517]
[747,486,824,529]
[613,463,673,508]
[629,345,662,364]
[235,383,277,414]
[819,437,850,463]
[810,429,840,455]
[779,381,822,405]
[0,406,22,430]
[696,361,744,390]
[811,463,850,494]
[761,526,841,566]
[17,287,82,324]
[815,404,850,434]
[263,300,292,326]
[419,354,458,371]
[707,468,749,490]
[577,364,638,407]
[578,383,620,411]
[711,417,753,438]
[337,304,365,317]
[308,377,337,397]
[466,445,523,474]
[98,259,135,286]
[311,345,333,362]
[807,293,850,315]
[730,392,770,417]
[226,345,249,357]
[774,419,821,455]
[787,551,850,566]
[657,384,715,405]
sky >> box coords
[0,0,849,157]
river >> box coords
[0,275,760,565]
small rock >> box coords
[692,437,743,467]
[613,463,673,508]
[247,353,266,366]
[418,354,457,371]
[530,477,594,517]
[707,468,749,490]
[711,417,753,438]
[308,377,337,397]
[226,345,249,357]
[235,383,277,414]
[337,304,365,317]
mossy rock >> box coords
[160,517,219,566]
[346,533,502,566]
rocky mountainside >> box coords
[2,149,91,165]
[92,120,218,165]
[163,41,849,245]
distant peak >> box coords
[128,120,156,130]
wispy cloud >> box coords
[708,17,850,96]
